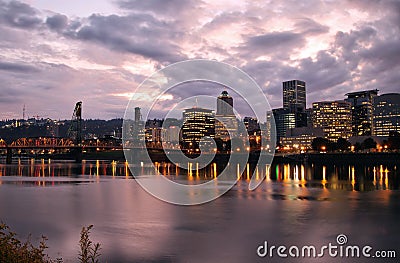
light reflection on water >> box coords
[0,158,399,262]
[0,158,398,191]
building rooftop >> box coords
[345,89,379,97]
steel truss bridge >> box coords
[0,101,122,163]
[0,137,122,149]
[0,136,124,163]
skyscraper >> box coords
[243,117,260,134]
[372,93,400,136]
[282,80,307,128]
[312,101,352,140]
[272,80,307,144]
[272,108,296,142]
[345,89,378,136]
[283,80,306,112]
[134,107,142,122]
[216,91,234,116]
[125,106,145,145]
[181,107,215,147]
[215,91,238,141]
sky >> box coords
[0,0,399,120]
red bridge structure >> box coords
[0,136,123,164]
[0,102,122,163]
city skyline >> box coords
[1,2,400,262]
[2,84,397,151]
[2,85,399,123]
[1,0,400,120]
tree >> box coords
[354,142,362,152]
[312,137,331,151]
[388,131,400,150]
[362,137,377,150]
[336,137,351,151]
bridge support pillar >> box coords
[75,146,82,163]
[6,147,12,164]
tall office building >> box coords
[144,119,163,143]
[181,107,215,146]
[243,117,260,134]
[162,126,180,143]
[273,108,296,142]
[345,89,378,136]
[161,118,181,144]
[215,91,238,141]
[305,108,313,127]
[312,101,352,141]
[216,91,234,115]
[124,106,145,145]
[372,93,400,136]
[283,80,306,112]
[272,80,307,143]
[282,80,307,128]
[265,111,274,142]
[134,107,141,122]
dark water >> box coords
[0,158,399,262]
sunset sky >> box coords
[1,0,399,120]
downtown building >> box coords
[274,80,308,142]
[312,101,352,141]
[145,119,163,144]
[161,118,181,145]
[181,107,215,148]
[345,89,378,136]
[243,117,260,135]
[214,91,238,141]
[280,126,324,151]
[372,93,400,136]
[273,108,296,141]
[124,107,145,145]
[283,80,306,112]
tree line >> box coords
[311,132,400,152]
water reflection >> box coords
[0,158,398,191]
[270,163,399,191]
[0,158,132,186]
[0,158,399,262]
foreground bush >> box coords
[78,225,101,263]
[0,222,101,263]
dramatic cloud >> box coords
[72,13,187,63]
[0,0,399,119]
[46,14,68,31]
[0,0,42,28]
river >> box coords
[0,158,399,262]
